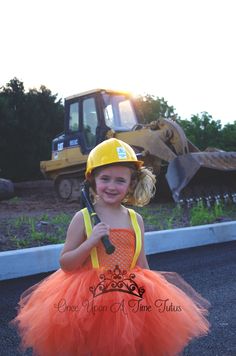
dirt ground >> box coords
[0,181,81,251]
[0,180,80,219]
[0,180,175,221]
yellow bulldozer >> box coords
[40,89,236,205]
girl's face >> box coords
[94,165,132,206]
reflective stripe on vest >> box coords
[81,208,99,268]
[81,207,142,269]
[129,209,142,269]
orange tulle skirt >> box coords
[11,266,210,356]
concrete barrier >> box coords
[145,220,236,254]
[1,221,236,281]
[0,244,63,281]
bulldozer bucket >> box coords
[166,152,236,203]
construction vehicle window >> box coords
[83,98,98,147]
[118,100,136,129]
[103,94,137,131]
[69,102,79,132]
[104,104,114,129]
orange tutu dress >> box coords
[11,208,210,356]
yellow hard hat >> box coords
[85,138,143,178]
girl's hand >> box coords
[60,212,110,271]
[90,222,110,245]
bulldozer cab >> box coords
[54,89,139,156]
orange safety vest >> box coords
[81,208,142,269]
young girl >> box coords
[12,138,210,356]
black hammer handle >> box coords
[81,183,115,255]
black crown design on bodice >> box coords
[89,265,145,299]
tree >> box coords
[178,112,222,150]
[0,78,64,181]
[221,121,236,151]
[134,94,177,123]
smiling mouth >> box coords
[104,191,118,196]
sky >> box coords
[1,0,236,125]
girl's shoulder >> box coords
[127,208,144,229]
[74,209,84,220]
[135,211,144,225]
[68,209,85,229]
[125,206,143,220]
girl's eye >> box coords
[116,178,126,183]
[100,176,109,182]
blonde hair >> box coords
[88,164,156,207]
[123,167,156,206]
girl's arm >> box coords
[135,213,150,269]
[59,211,109,272]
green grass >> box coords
[135,203,187,230]
[5,213,72,250]
[7,196,21,205]
[1,202,236,251]
[135,202,236,230]
[190,201,224,226]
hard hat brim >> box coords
[85,159,143,178]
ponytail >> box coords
[123,167,156,207]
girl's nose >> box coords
[107,180,116,190]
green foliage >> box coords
[178,112,222,150]
[6,213,70,249]
[136,202,233,231]
[190,201,223,226]
[178,112,236,152]
[135,97,236,152]
[135,203,184,230]
[2,203,236,250]
[220,121,236,151]
[134,94,177,124]
[0,78,64,181]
